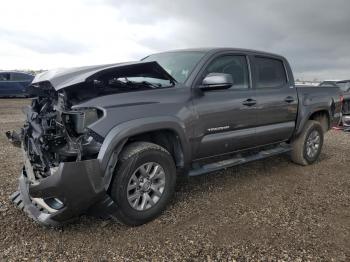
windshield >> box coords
[142,51,206,83]
[337,82,350,92]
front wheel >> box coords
[290,120,324,166]
[110,142,176,226]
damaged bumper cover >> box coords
[11,153,118,227]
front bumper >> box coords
[11,158,119,227]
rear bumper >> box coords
[11,158,118,227]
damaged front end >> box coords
[6,61,176,226]
[20,95,103,173]
[7,83,116,226]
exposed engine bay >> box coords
[10,92,103,179]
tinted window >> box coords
[337,81,350,92]
[0,73,11,81]
[319,82,329,86]
[204,55,249,89]
[319,81,337,87]
[256,57,287,88]
[11,73,33,81]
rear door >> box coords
[192,53,258,159]
[252,56,298,145]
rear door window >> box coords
[0,73,11,81]
[255,57,287,88]
[320,82,337,87]
[337,81,350,92]
[11,73,33,81]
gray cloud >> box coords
[0,28,89,55]
[2,0,349,79]
[107,0,350,79]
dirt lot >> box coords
[0,99,349,261]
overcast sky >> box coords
[1,0,349,80]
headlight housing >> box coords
[63,108,103,134]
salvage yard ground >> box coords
[0,99,349,261]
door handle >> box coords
[284,96,295,103]
[242,98,256,106]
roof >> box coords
[149,47,285,59]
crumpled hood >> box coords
[32,61,176,90]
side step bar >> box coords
[188,144,291,177]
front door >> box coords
[192,54,257,160]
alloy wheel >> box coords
[126,162,166,211]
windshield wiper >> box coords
[107,77,174,89]
[106,78,139,88]
[139,81,162,89]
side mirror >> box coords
[200,73,233,91]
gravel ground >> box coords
[0,98,349,261]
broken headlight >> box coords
[64,108,103,134]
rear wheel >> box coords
[110,142,176,226]
[290,120,324,165]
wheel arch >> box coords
[97,117,191,190]
[295,108,331,137]
[124,129,185,168]
[308,110,330,132]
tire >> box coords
[290,120,324,166]
[110,142,176,226]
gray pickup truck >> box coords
[7,48,343,227]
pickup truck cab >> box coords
[7,48,343,226]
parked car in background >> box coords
[319,80,350,129]
[319,80,341,88]
[0,71,34,97]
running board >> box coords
[188,144,291,177]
